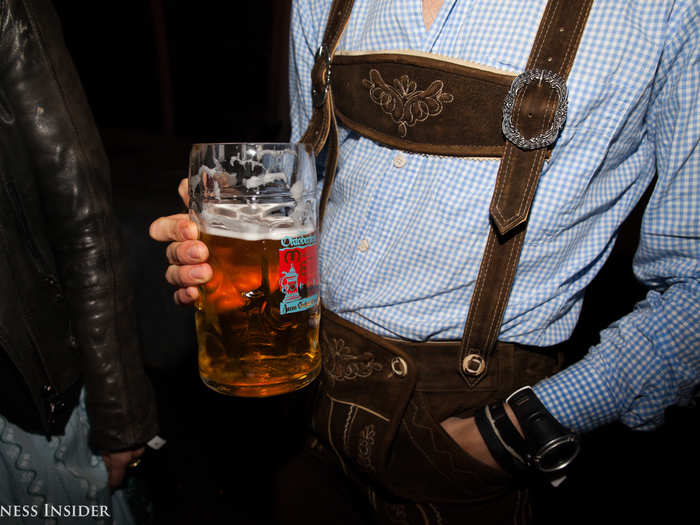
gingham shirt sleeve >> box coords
[289,0,328,143]
[534,2,700,432]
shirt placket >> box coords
[341,147,401,300]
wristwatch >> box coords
[505,386,580,473]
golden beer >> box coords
[195,226,321,397]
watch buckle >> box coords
[505,385,534,406]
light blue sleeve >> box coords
[289,0,330,142]
[535,1,700,432]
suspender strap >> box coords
[299,0,355,227]
[460,0,593,385]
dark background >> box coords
[52,2,698,524]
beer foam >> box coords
[199,203,313,240]
[201,223,313,241]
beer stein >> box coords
[188,143,320,397]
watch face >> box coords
[536,435,580,472]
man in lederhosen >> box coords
[150,1,699,523]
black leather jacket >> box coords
[0,0,158,452]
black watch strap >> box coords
[488,402,527,464]
[474,405,527,476]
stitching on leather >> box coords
[532,0,558,65]
[485,233,523,347]
[357,424,376,472]
[325,392,390,422]
[335,109,505,152]
[326,397,348,475]
[514,150,547,222]
[324,335,384,382]
[415,504,430,525]
[362,69,454,138]
[461,228,496,358]
[332,59,511,152]
[491,94,520,226]
[401,405,453,481]
[405,398,479,478]
[343,405,358,455]
[562,2,591,77]
[428,503,444,525]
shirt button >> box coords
[358,239,369,252]
[393,152,407,168]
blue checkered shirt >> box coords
[289,0,700,432]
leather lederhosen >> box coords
[302,307,566,524]
[298,1,594,522]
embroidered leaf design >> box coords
[363,69,454,138]
[398,121,408,137]
[421,80,442,98]
[439,92,454,103]
[322,336,383,382]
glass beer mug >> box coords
[188,143,321,397]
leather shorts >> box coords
[308,308,563,524]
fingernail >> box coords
[191,267,205,280]
[182,222,198,240]
[188,245,203,260]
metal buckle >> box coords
[502,69,568,150]
[311,44,332,108]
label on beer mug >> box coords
[279,233,318,315]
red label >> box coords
[278,234,318,314]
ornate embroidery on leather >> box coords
[323,336,383,382]
[357,424,376,472]
[428,503,444,525]
[343,406,358,456]
[362,69,454,138]
[384,503,409,524]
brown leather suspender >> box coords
[459,1,594,384]
[299,0,355,222]
[301,0,593,385]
